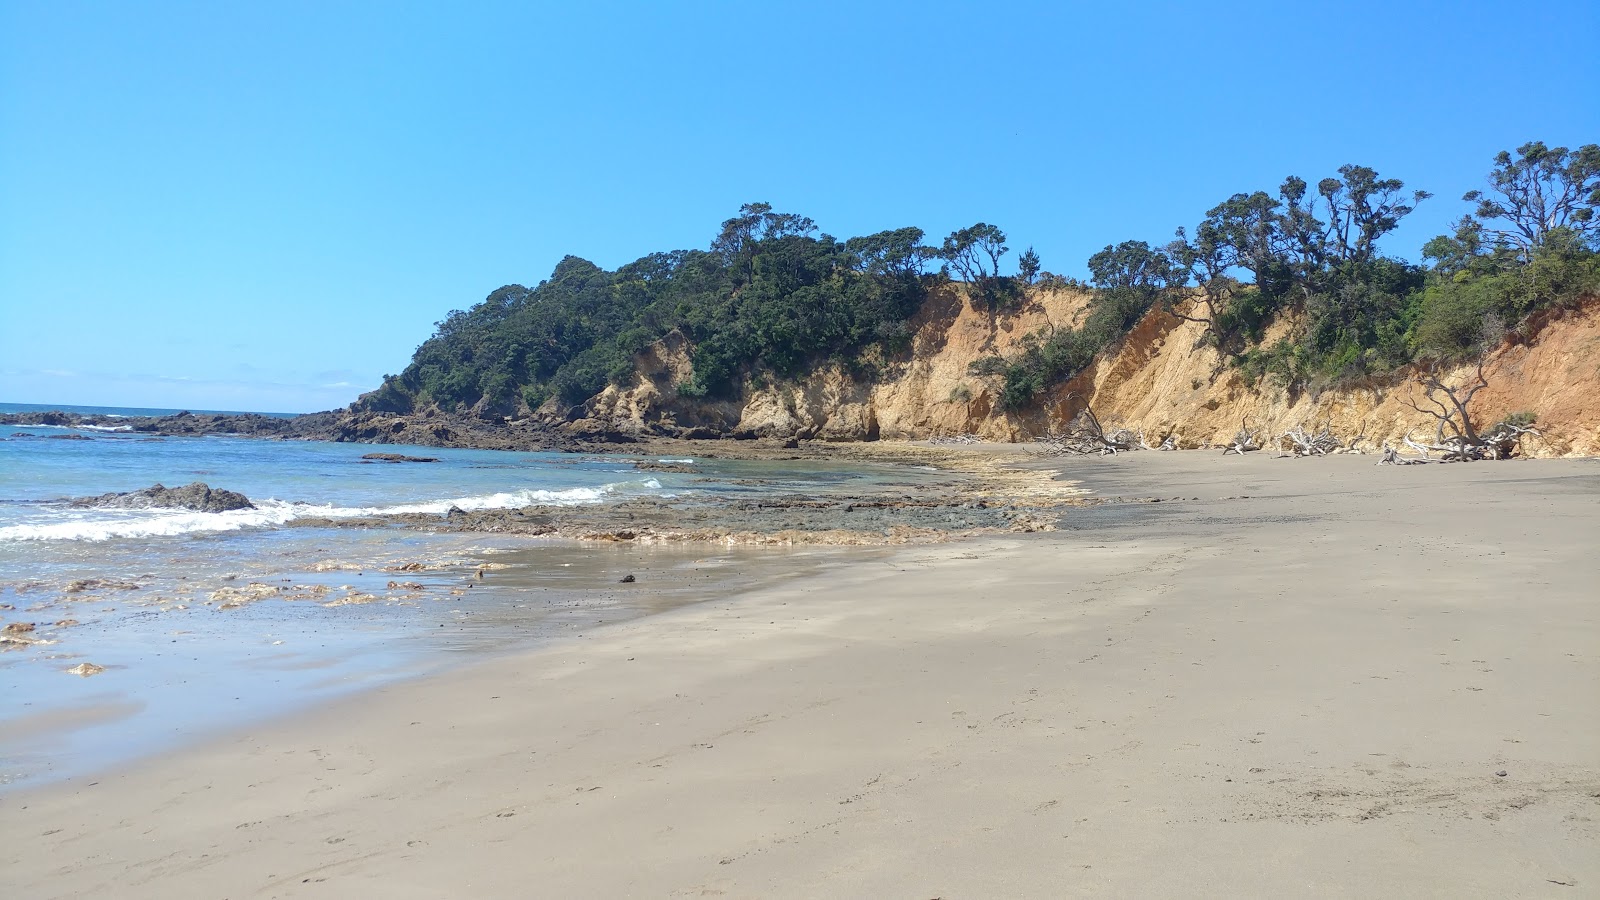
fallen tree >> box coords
[1222,418,1261,455]
[1275,420,1367,457]
[1379,360,1540,464]
[1044,401,1152,456]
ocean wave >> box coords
[0,479,662,542]
[657,458,696,464]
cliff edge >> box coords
[566,287,1600,457]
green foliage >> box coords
[369,206,935,414]
[939,223,1019,309]
[1017,247,1041,284]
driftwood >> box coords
[1388,360,1540,463]
[1273,418,1374,458]
[1276,422,1342,457]
[1222,418,1260,455]
[1045,402,1146,456]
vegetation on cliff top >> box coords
[980,142,1599,409]
[364,142,1598,419]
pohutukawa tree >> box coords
[1460,142,1600,258]
[939,223,1012,307]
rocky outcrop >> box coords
[71,482,256,512]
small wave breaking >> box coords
[0,479,662,542]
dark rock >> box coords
[361,452,440,463]
[70,482,255,512]
[45,433,93,441]
[618,574,636,583]
[782,437,800,449]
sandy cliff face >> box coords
[578,287,1600,457]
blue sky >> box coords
[2,1,1596,413]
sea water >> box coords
[0,404,924,788]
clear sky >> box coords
[2,1,1596,413]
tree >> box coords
[1087,240,1184,294]
[940,223,1013,308]
[711,202,818,277]
[1017,247,1041,285]
[939,223,1009,284]
[1463,141,1600,256]
[1392,357,1539,462]
[1318,165,1431,264]
[844,227,933,278]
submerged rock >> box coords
[65,662,106,677]
[70,482,255,512]
[361,452,440,463]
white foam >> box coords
[0,502,305,542]
[657,458,696,464]
[0,479,663,542]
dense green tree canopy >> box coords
[366,206,937,415]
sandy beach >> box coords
[3,449,1597,898]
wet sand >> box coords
[0,539,878,789]
[3,450,1597,897]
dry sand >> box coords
[3,451,1597,898]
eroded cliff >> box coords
[568,286,1600,457]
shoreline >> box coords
[3,451,1597,896]
[0,537,887,791]
[3,437,1077,789]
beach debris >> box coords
[387,562,428,572]
[387,580,426,590]
[3,621,36,635]
[1044,400,1148,456]
[361,453,439,463]
[1496,770,1509,777]
[70,482,254,512]
[1221,418,1262,455]
[1393,359,1540,462]
[1277,422,1344,457]
[65,662,106,677]
[1376,442,1430,466]
[619,574,636,583]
